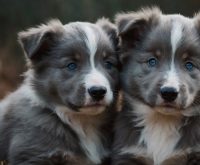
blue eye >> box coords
[148,58,157,67]
[105,61,114,70]
[67,62,77,71]
[185,62,194,71]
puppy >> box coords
[0,18,119,165]
[113,7,200,165]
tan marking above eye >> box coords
[103,52,107,58]
[182,52,189,60]
[75,54,81,60]
[155,49,161,57]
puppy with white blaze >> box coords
[0,18,119,165]
[112,7,200,165]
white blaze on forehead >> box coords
[81,24,113,105]
[81,24,98,68]
[163,21,183,90]
[171,21,183,55]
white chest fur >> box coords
[136,106,182,165]
[55,106,109,164]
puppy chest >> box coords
[79,131,109,164]
[138,113,182,164]
[65,115,109,164]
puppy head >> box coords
[116,7,200,115]
[18,19,119,115]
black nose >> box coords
[160,87,178,102]
[88,86,107,101]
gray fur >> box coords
[113,7,200,165]
[0,19,119,165]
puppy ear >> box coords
[96,18,118,49]
[18,19,64,61]
[194,12,200,35]
[115,7,161,49]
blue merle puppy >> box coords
[0,18,119,165]
[113,7,200,165]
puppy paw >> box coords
[187,152,200,165]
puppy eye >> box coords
[104,61,114,70]
[185,62,194,71]
[67,62,77,71]
[148,57,158,67]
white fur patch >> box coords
[81,24,113,105]
[84,69,113,105]
[120,146,147,157]
[139,113,181,165]
[128,99,182,165]
[55,106,109,164]
[171,21,183,55]
[162,21,183,91]
[81,24,98,68]
[162,70,180,91]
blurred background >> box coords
[0,0,199,99]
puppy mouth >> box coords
[67,102,81,111]
[67,101,106,111]
[84,98,109,108]
[161,103,178,109]
[84,102,106,108]
[153,103,183,115]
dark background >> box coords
[0,0,199,99]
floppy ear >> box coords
[18,19,64,61]
[115,7,161,49]
[96,18,118,50]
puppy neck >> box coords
[126,95,183,164]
